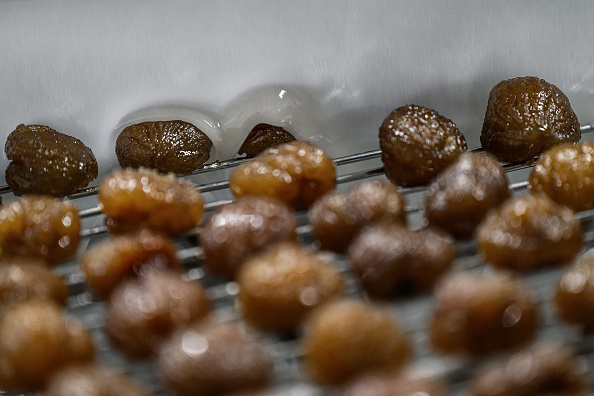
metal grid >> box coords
[2,124,594,395]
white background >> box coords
[1,0,593,183]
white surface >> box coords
[1,0,594,183]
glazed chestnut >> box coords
[229,141,336,210]
[473,343,585,396]
[201,196,297,279]
[104,271,211,358]
[529,141,594,212]
[348,223,455,298]
[379,104,467,187]
[480,76,580,163]
[555,253,594,332]
[340,369,449,396]
[116,120,213,174]
[309,180,406,253]
[237,242,344,331]
[0,259,68,307]
[45,364,149,396]
[429,273,538,356]
[158,320,273,396]
[5,124,98,197]
[80,229,180,300]
[424,151,510,238]
[0,300,95,392]
[99,168,204,235]
[476,194,582,272]
[302,299,410,385]
[0,196,80,264]
[238,123,296,157]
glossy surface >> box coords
[529,141,594,212]
[201,196,297,279]
[340,369,449,396]
[309,180,406,253]
[473,343,585,396]
[158,320,273,396]
[477,194,582,272]
[105,271,211,358]
[425,151,510,238]
[480,76,580,163]
[116,120,213,174]
[0,196,80,264]
[379,104,467,187]
[555,254,594,332]
[230,141,336,210]
[45,364,149,396]
[0,300,95,392]
[0,260,68,307]
[348,224,455,298]
[429,273,538,355]
[5,124,98,197]
[80,229,180,300]
[99,168,204,235]
[302,299,410,385]
[237,242,343,331]
[238,123,296,157]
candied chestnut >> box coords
[238,123,296,157]
[529,141,594,212]
[473,343,585,396]
[379,104,467,187]
[237,242,343,331]
[554,253,594,332]
[348,223,455,298]
[80,229,180,300]
[480,76,580,163]
[201,196,297,279]
[0,195,80,264]
[45,364,149,396]
[309,180,406,253]
[340,369,449,396]
[429,273,538,356]
[0,300,95,392]
[229,141,336,210]
[0,259,68,307]
[302,299,410,385]
[99,168,204,235]
[476,194,582,272]
[4,124,98,197]
[424,151,510,238]
[116,120,213,174]
[158,320,273,396]
[104,271,210,358]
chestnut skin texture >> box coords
[429,273,538,356]
[237,242,343,331]
[425,151,510,239]
[5,124,98,197]
[201,195,297,279]
[116,120,213,175]
[480,76,580,163]
[158,320,273,396]
[477,194,582,272]
[230,141,336,210]
[473,343,585,396]
[238,123,296,158]
[0,300,95,392]
[379,104,467,187]
[99,167,204,236]
[529,141,594,212]
[302,299,410,385]
[0,196,80,264]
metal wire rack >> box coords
[2,124,594,396]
